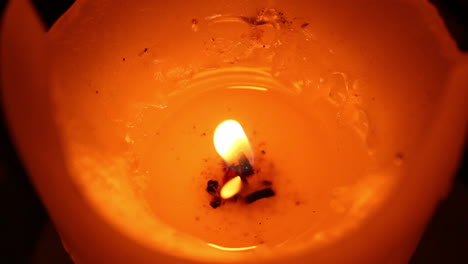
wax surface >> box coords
[46,1,462,260]
[65,62,393,252]
[140,77,370,247]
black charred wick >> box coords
[245,188,275,204]
[236,153,254,177]
[206,180,219,195]
[210,197,222,208]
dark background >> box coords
[0,0,466,263]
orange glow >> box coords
[206,243,257,252]
[213,120,252,164]
[6,0,467,262]
[220,176,242,199]
[227,85,268,91]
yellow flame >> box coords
[220,176,242,199]
[213,120,252,164]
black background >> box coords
[0,0,466,263]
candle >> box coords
[1,0,467,263]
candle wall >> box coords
[1,0,467,264]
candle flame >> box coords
[220,176,242,199]
[213,120,252,164]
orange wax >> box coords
[140,69,370,248]
[2,0,467,264]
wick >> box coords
[222,153,254,183]
[210,197,222,208]
[206,180,219,195]
[245,188,275,204]
[235,153,254,178]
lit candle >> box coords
[213,120,253,166]
[1,0,467,264]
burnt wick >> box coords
[246,188,275,204]
[236,153,254,177]
[210,197,222,209]
[206,180,219,195]
[205,147,275,208]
